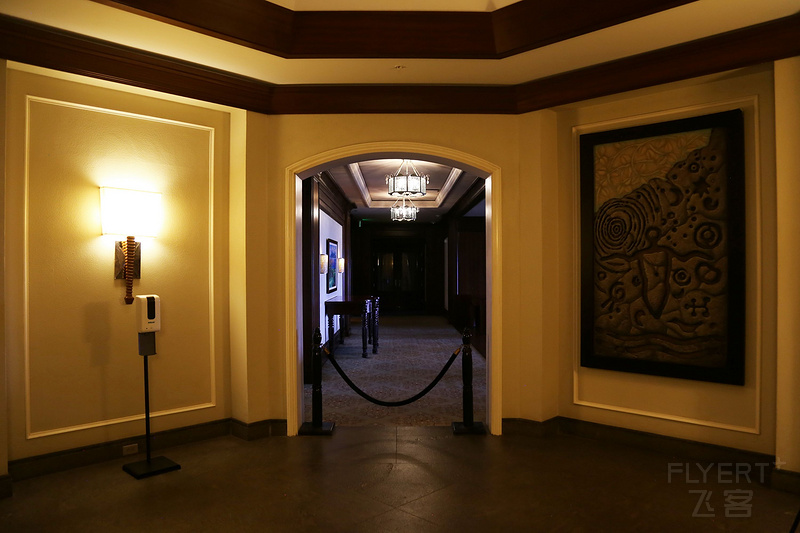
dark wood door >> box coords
[372,240,426,314]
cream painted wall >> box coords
[554,65,777,453]
[229,109,249,423]
[4,58,797,469]
[4,68,231,459]
[514,110,560,422]
[774,57,800,471]
[240,110,284,423]
[0,61,8,476]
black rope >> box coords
[790,506,800,533]
[326,346,462,407]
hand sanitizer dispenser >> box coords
[136,295,161,332]
[124,293,181,478]
[135,295,160,356]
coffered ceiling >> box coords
[327,159,481,223]
[1,0,797,87]
[268,1,522,10]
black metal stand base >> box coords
[123,456,181,479]
[452,422,487,435]
[298,421,335,435]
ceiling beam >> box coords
[491,0,696,57]
[347,163,372,207]
[437,168,464,207]
[514,11,800,113]
[90,0,697,59]
[0,14,275,113]
[1,12,798,115]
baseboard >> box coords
[502,417,560,437]
[230,419,288,440]
[0,474,12,499]
[503,416,775,472]
[559,417,774,465]
[771,468,800,494]
[8,418,285,482]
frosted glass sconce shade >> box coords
[319,253,328,275]
[100,187,162,237]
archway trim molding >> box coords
[283,141,503,435]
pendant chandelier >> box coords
[390,197,418,222]
[386,159,429,197]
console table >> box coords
[325,299,371,358]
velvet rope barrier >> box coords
[326,345,462,408]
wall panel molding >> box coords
[22,95,219,440]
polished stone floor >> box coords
[2,426,799,532]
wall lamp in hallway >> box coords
[100,187,163,304]
[386,159,429,197]
[338,257,345,274]
[319,253,329,275]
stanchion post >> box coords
[372,296,379,354]
[453,328,486,435]
[300,327,335,435]
[123,324,181,478]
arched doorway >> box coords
[283,142,503,435]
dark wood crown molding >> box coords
[514,11,800,113]
[0,14,275,113]
[91,0,696,59]
[0,12,799,115]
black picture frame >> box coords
[326,238,338,294]
[579,109,745,385]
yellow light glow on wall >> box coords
[100,187,163,237]
[100,187,163,304]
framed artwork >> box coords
[326,238,338,293]
[579,110,745,385]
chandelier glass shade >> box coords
[386,159,429,197]
[390,197,418,222]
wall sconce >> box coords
[100,187,163,304]
[338,257,345,274]
[319,253,328,275]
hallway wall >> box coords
[3,58,800,473]
[4,65,232,460]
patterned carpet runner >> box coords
[303,315,487,426]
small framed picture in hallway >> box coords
[326,239,338,293]
[579,109,746,385]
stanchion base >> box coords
[123,456,181,479]
[452,421,487,435]
[299,421,335,435]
